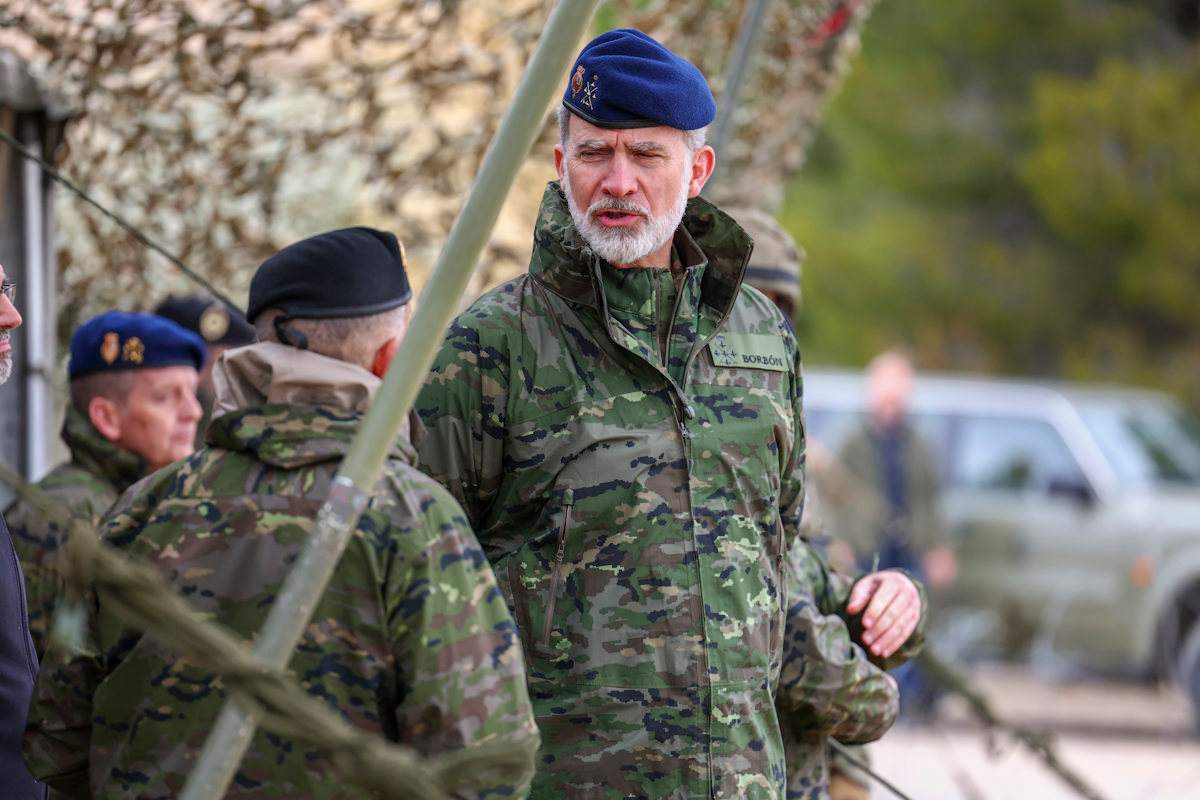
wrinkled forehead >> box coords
[567,115,685,153]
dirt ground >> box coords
[864,665,1200,800]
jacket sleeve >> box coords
[22,589,99,797]
[415,298,513,540]
[778,335,806,553]
[776,539,899,744]
[383,483,538,799]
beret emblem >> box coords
[571,64,585,96]
[100,332,120,365]
[582,74,598,110]
[199,304,231,342]
[122,336,145,365]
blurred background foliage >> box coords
[3,0,1197,406]
[783,0,1200,407]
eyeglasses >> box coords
[0,282,14,303]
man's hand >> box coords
[845,570,921,659]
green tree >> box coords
[784,0,1200,406]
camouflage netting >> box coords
[0,0,876,336]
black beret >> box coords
[70,311,206,380]
[155,295,256,347]
[562,28,716,131]
[246,227,412,323]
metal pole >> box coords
[179,3,599,797]
[709,0,772,172]
[20,118,51,481]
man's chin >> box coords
[0,354,12,385]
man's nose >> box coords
[0,295,22,330]
[599,154,638,198]
[181,391,202,422]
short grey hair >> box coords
[557,105,707,153]
[255,305,410,370]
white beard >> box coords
[563,166,691,266]
[0,333,11,385]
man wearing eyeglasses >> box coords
[0,265,45,799]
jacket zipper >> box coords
[539,488,575,655]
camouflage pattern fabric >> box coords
[778,543,926,800]
[24,342,539,799]
[416,182,899,799]
[6,406,147,658]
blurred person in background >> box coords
[155,294,256,443]
[0,263,46,799]
[834,350,954,720]
[6,311,205,658]
[734,209,912,800]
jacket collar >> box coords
[529,181,753,320]
[207,342,414,469]
[60,405,147,493]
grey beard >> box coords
[563,168,690,266]
[0,352,11,385]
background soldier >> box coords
[733,208,922,800]
[24,227,539,798]
[7,311,205,658]
[154,294,257,443]
[417,29,919,799]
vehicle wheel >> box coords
[1179,623,1200,735]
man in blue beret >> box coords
[417,29,923,799]
[7,311,204,658]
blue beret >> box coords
[562,29,716,131]
[246,226,411,323]
[69,311,207,380]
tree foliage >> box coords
[785,0,1200,406]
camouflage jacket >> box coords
[24,342,539,799]
[417,183,897,799]
[7,406,146,658]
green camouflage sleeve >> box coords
[22,586,102,796]
[776,540,899,744]
[414,289,515,538]
[778,339,806,552]
[383,482,539,798]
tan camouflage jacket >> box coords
[24,342,539,799]
[416,183,900,799]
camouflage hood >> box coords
[207,342,412,469]
[60,404,147,494]
[530,181,754,319]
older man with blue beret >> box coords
[7,311,204,658]
[417,29,923,799]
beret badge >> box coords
[199,303,231,342]
[100,332,120,365]
[571,64,585,97]
[122,336,145,365]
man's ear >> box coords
[370,336,401,379]
[554,144,566,180]
[88,396,123,443]
[688,145,716,198]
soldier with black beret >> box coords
[155,295,257,445]
[7,311,205,658]
[26,227,539,798]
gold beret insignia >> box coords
[199,303,231,343]
[122,336,145,365]
[100,332,120,365]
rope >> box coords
[0,464,535,799]
[828,739,916,800]
[0,128,242,313]
[919,650,1112,800]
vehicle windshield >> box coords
[1078,400,1200,486]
